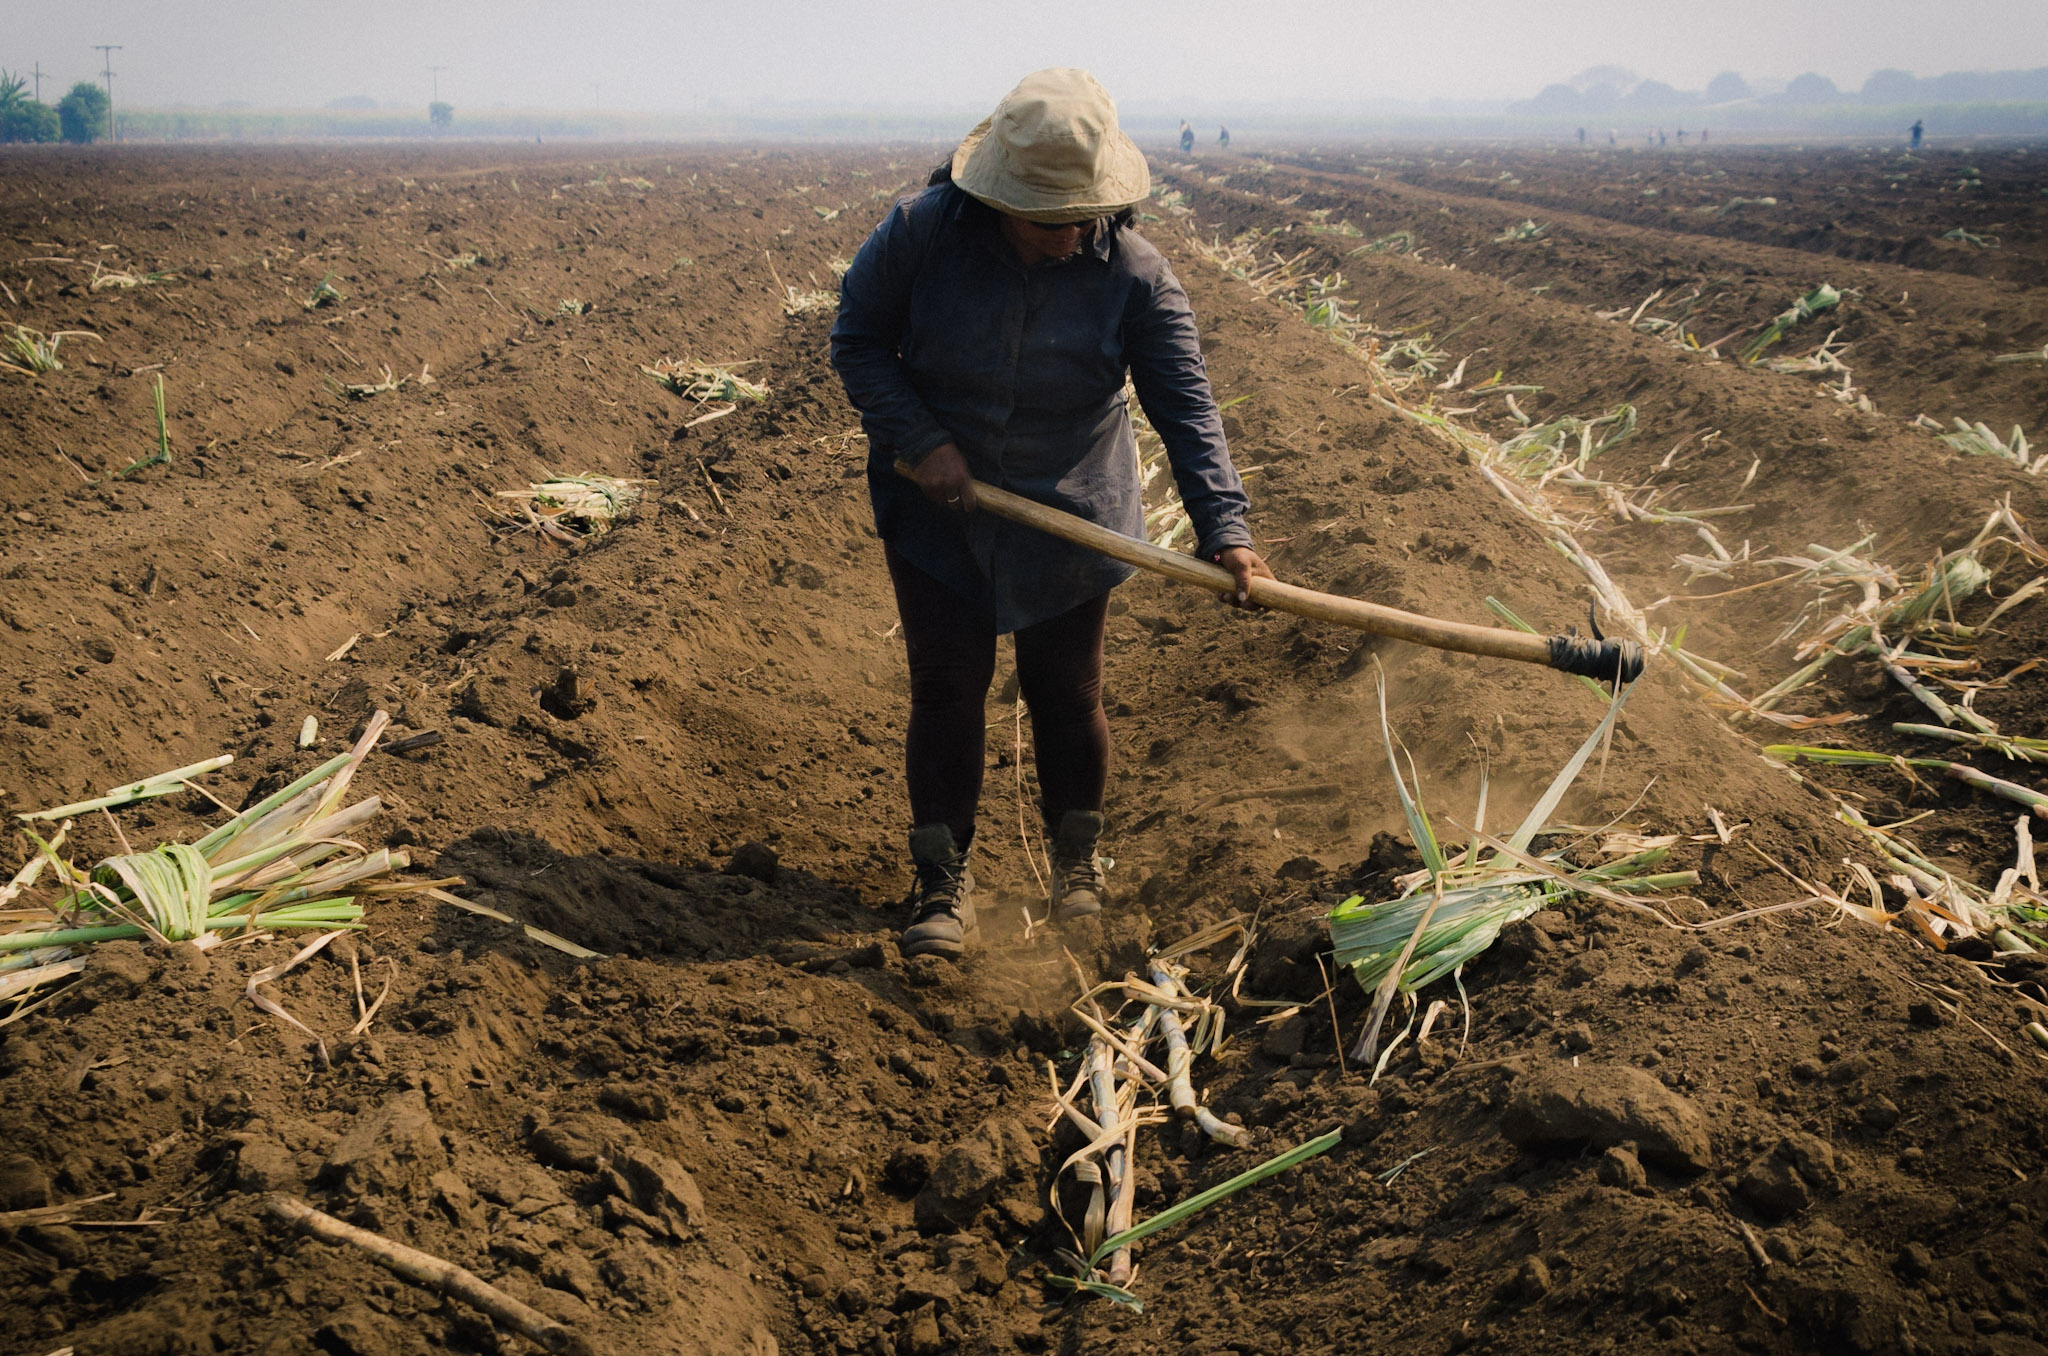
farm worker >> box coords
[1219,124,1230,148]
[1910,119,1924,150]
[1179,119,1195,153]
[830,67,1270,960]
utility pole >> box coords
[92,45,120,141]
[31,61,43,102]
[427,65,445,102]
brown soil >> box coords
[3,140,2048,1356]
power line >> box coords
[92,45,121,141]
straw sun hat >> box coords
[950,68,1151,223]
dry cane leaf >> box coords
[246,929,346,1064]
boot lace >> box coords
[1053,846,1105,897]
[909,858,969,924]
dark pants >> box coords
[885,544,1110,846]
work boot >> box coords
[1049,810,1109,923]
[901,824,977,960]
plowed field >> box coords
[4,139,2048,1356]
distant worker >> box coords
[1609,128,1618,146]
[1910,118,1924,150]
[1218,124,1230,149]
[1657,127,1667,146]
[1576,126,1586,145]
[1179,119,1194,153]
[1701,127,1710,144]
[1676,127,1686,143]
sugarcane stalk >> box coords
[1751,627,1871,711]
[209,799,383,885]
[1084,1042,1117,1254]
[193,753,353,857]
[15,756,235,823]
[1945,763,2048,813]
[0,896,363,954]
[1780,744,2048,815]
[1192,1107,1251,1146]
[1882,652,1980,728]
[1872,628,1998,734]
[1102,1117,1139,1286]
[1146,961,1252,1147]
[1895,723,2048,763]
[0,923,148,952]
[1081,1029,1143,1285]
[1154,1003,1198,1117]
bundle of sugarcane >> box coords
[1748,502,2046,726]
[1800,801,2048,965]
[1742,283,1842,364]
[1750,546,1986,716]
[1331,674,1699,1072]
[1923,417,2037,473]
[492,475,652,543]
[637,359,769,404]
[1046,922,1339,1306]
[1,713,455,1025]
[1,325,97,376]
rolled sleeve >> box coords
[1124,262,1253,560]
[830,203,953,464]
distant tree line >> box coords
[1519,65,2048,114]
[0,72,113,142]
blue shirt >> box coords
[830,181,1253,634]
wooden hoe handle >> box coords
[894,461,1643,683]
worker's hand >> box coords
[1212,546,1274,607]
[911,442,976,513]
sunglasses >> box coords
[1022,216,1095,232]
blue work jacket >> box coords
[830,181,1253,634]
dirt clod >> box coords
[0,1153,51,1210]
[318,1090,448,1198]
[1596,1143,1648,1191]
[912,1116,1039,1234]
[527,1115,610,1172]
[1500,1063,1714,1172]
[725,841,780,883]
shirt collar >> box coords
[1083,216,1115,261]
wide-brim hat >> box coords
[951,68,1150,223]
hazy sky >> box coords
[11,0,2048,114]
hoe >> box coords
[898,461,1644,684]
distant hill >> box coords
[1516,65,2048,114]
